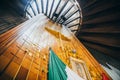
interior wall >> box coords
[0,0,120,72]
[76,0,120,70]
[0,0,27,34]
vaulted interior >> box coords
[0,0,120,79]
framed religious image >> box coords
[70,57,92,80]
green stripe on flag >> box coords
[48,49,67,80]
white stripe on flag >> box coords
[65,66,85,80]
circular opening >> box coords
[25,0,82,34]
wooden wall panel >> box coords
[0,14,111,80]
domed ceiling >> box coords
[0,0,120,69]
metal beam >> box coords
[56,0,69,22]
[24,0,31,18]
[45,0,49,16]
[64,16,80,25]
[41,0,44,13]
[68,23,80,28]
[63,10,79,24]
[34,0,40,14]
[71,29,78,32]
[48,0,55,18]
[24,0,31,12]
[62,5,74,17]
[29,3,36,16]
[51,0,61,19]
[60,5,74,24]
[26,10,32,18]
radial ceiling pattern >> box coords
[77,0,120,62]
[25,0,82,34]
[0,0,120,70]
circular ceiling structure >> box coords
[25,0,82,34]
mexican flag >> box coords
[48,48,84,80]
